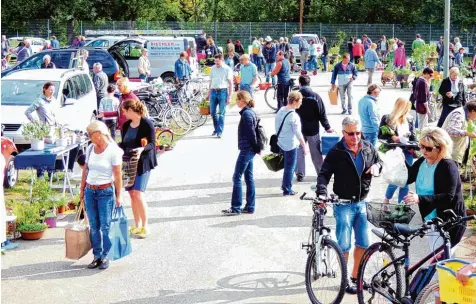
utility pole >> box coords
[299,0,303,34]
[443,0,450,78]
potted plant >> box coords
[52,196,68,214]
[17,223,48,240]
[198,99,210,115]
[10,200,48,240]
[381,63,394,85]
[68,194,79,211]
[394,68,412,83]
[44,211,57,228]
[22,121,50,151]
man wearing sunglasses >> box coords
[317,117,382,294]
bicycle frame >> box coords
[368,229,451,303]
[304,205,332,278]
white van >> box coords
[1,69,97,147]
[290,34,320,63]
[109,36,198,83]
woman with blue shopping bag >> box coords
[80,121,123,270]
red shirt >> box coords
[353,43,364,57]
[118,91,140,129]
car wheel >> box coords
[4,155,18,188]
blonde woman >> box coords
[378,98,416,203]
[403,127,466,249]
[80,120,123,270]
[275,91,308,196]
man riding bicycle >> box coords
[317,117,382,294]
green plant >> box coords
[411,43,437,69]
[51,196,68,208]
[394,68,412,75]
[328,30,346,55]
[459,64,471,78]
[45,211,56,218]
[22,121,50,141]
[17,223,47,232]
[197,99,210,108]
[9,201,44,226]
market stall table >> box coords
[14,141,89,199]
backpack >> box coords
[255,117,268,151]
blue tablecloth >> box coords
[14,143,82,171]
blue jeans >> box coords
[437,56,443,71]
[363,132,378,147]
[210,89,228,135]
[256,57,264,72]
[282,148,298,195]
[240,83,253,98]
[333,202,369,252]
[308,55,319,71]
[265,63,276,85]
[231,150,256,212]
[139,74,148,82]
[85,186,115,259]
[321,55,328,71]
[385,150,414,203]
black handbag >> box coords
[270,111,293,153]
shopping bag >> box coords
[108,206,132,261]
[382,147,408,188]
[328,87,339,105]
[262,153,285,172]
[64,201,91,260]
[321,132,341,155]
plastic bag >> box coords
[382,147,408,188]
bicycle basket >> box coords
[122,155,140,188]
[367,202,416,228]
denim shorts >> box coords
[333,201,370,252]
[125,170,151,192]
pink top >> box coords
[394,47,406,67]
[472,55,476,69]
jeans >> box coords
[103,119,117,140]
[333,202,369,252]
[437,104,457,128]
[367,68,374,85]
[210,89,228,135]
[240,83,253,98]
[321,55,328,71]
[257,57,264,72]
[139,74,148,82]
[277,82,290,109]
[339,82,353,112]
[282,148,298,195]
[308,55,319,71]
[265,63,276,85]
[385,150,414,203]
[363,132,378,147]
[296,134,323,177]
[251,54,258,66]
[231,150,256,212]
[300,51,309,71]
[437,56,443,71]
[85,186,115,259]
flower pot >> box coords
[44,135,56,144]
[31,139,45,151]
[56,206,66,214]
[199,106,210,115]
[68,202,76,211]
[466,209,476,216]
[45,217,57,228]
[20,229,46,240]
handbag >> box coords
[269,111,293,153]
[64,200,92,260]
[262,153,285,172]
[107,206,132,261]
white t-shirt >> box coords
[85,143,123,185]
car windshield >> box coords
[290,36,316,44]
[1,80,60,106]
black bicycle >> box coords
[357,208,475,304]
[300,192,347,304]
[264,78,299,111]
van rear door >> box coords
[147,38,188,79]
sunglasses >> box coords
[343,130,362,136]
[419,144,439,152]
[87,131,99,137]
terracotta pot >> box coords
[20,229,46,240]
[68,203,76,211]
[56,206,66,214]
[199,107,210,115]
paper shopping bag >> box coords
[64,201,91,260]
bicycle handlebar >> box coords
[299,192,340,204]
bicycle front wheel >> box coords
[264,86,277,111]
[305,238,347,304]
[164,108,192,136]
[357,242,404,304]
[414,282,439,304]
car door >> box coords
[51,51,75,69]
[109,40,143,77]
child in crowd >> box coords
[97,84,120,140]
[455,47,464,67]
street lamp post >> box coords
[299,0,303,34]
[443,0,450,78]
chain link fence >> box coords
[2,20,475,55]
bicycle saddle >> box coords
[393,223,420,236]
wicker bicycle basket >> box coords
[122,155,140,188]
[367,202,416,228]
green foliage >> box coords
[17,223,48,232]
[197,99,210,108]
[411,43,437,69]
[394,68,412,75]
[22,121,50,141]
[9,201,44,226]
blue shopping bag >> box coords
[108,206,132,261]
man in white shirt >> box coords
[206,54,233,138]
[138,48,151,82]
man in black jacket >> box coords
[317,116,382,294]
[295,75,333,181]
[437,67,467,127]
